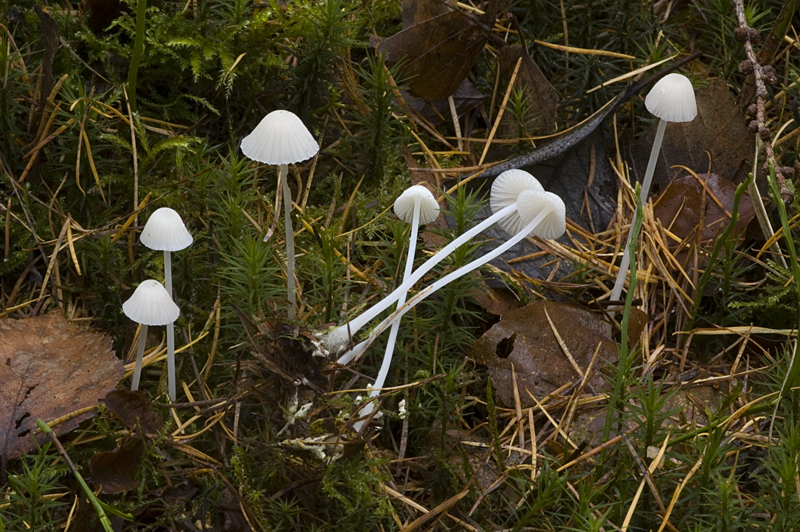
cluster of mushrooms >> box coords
[119,72,697,420]
[122,208,193,402]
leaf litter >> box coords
[0,311,122,461]
[469,301,647,408]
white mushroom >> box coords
[241,110,319,320]
[354,186,438,430]
[140,207,192,401]
[610,73,697,303]
[122,280,180,393]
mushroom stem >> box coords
[342,206,553,364]
[164,250,172,295]
[167,319,176,401]
[131,323,148,391]
[327,202,519,354]
[354,202,422,431]
[281,163,297,320]
[163,249,177,402]
[610,118,667,303]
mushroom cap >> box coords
[394,185,439,225]
[645,73,697,123]
[517,190,566,240]
[241,110,319,165]
[490,169,544,235]
[140,207,193,252]
[122,279,180,326]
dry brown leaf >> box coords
[468,301,646,407]
[498,45,559,137]
[0,311,123,460]
[406,78,487,126]
[653,172,755,264]
[379,0,493,102]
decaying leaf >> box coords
[379,0,494,101]
[0,311,123,460]
[653,172,755,263]
[498,45,559,137]
[104,389,164,435]
[468,301,646,407]
[89,437,144,494]
[631,80,753,194]
[406,78,486,126]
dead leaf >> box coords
[401,0,452,27]
[498,45,559,137]
[653,172,755,264]
[631,80,753,195]
[0,311,123,460]
[104,389,164,435]
[406,78,487,126]
[379,0,494,101]
[468,274,522,316]
[89,437,144,494]
[468,301,646,407]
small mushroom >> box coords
[122,280,180,393]
[610,73,697,303]
[241,110,319,320]
[326,170,543,355]
[353,186,438,430]
[140,207,192,402]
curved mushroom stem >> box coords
[281,163,297,320]
[164,249,177,402]
[326,202,519,354]
[610,118,667,303]
[131,323,148,391]
[354,202,421,431]
[342,206,553,364]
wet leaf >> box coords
[632,80,753,194]
[89,437,144,494]
[104,389,164,435]
[653,172,755,263]
[468,301,646,407]
[379,0,493,101]
[0,311,123,460]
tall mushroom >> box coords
[122,279,180,392]
[241,110,319,320]
[327,169,543,355]
[141,207,193,402]
[354,186,438,429]
[346,188,566,367]
[610,73,697,303]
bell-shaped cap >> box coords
[645,73,697,123]
[394,185,439,225]
[490,169,544,235]
[122,280,180,326]
[241,110,319,165]
[517,190,566,240]
[140,208,193,252]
